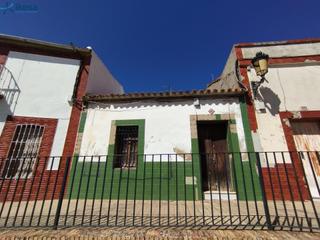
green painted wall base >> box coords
[67,159,201,200]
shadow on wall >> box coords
[0,89,20,114]
[0,99,13,125]
[256,86,281,116]
[0,64,20,124]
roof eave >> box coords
[235,38,320,48]
[0,34,91,57]
[84,90,245,103]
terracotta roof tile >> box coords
[84,88,244,102]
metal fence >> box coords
[0,152,319,232]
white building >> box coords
[210,38,320,199]
[77,89,258,200]
[0,34,123,178]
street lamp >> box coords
[251,52,269,98]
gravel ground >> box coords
[0,227,319,240]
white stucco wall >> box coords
[247,63,320,152]
[221,47,237,77]
[86,51,124,95]
[0,51,80,159]
[241,42,320,59]
[79,98,248,161]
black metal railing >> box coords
[0,152,319,231]
[0,64,20,102]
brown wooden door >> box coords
[197,121,229,191]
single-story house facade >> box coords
[70,88,262,201]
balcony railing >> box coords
[0,64,20,106]
[0,152,319,231]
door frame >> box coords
[190,114,241,199]
[279,111,320,200]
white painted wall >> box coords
[80,98,248,161]
[0,51,80,159]
[86,51,124,95]
[247,63,320,153]
[241,42,320,59]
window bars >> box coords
[114,126,138,168]
[1,124,44,179]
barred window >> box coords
[114,126,138,168]
[2,124,44,178]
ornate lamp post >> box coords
[251,52,269,98]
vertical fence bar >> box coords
[149,154,155,226]
[200,153,205,226]
[183,154,187,226]
[158,154,162,226]
[256,152,272,230]
[281,152,300,230]
[207,153,215,226]
[21,157,41,226]
[90,156,101,226]
[115,156,123,226]
[81,156,94,225]
[289,151,310,230]
[231,152,241,226]
[64,155,79,226]
[215,153,223,226]
[12,157,35,227]
[73,156,86,226]
[141,155,147,226]
[53,156,72,229]
[224,153,232,226]
[167,154,170,226]
[175,154,179,225]
[0,157,7,196]
[239,153,250,225]
[46,157,65,227]
[247,152,260,225]
[106,155,115,226]
[123,155,131,226]
[132,154,140,226]
[99,155,109,226]
[264,153,279,228]
[191,153,196,225]
[4,157,28,227]
[0,159,20,220]
[37,156,55,226]
[273,152,289,229]
[29,157,49,227]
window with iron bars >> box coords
[114,126,138,168]
[1,124,44,179]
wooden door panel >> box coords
[291,121,320,198]
[197,121,229,191]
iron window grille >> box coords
[1,124,44,179]
[113,126,138,168]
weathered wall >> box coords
[221,47,237,77]
[247,63,320,152]
[72,97,263,201]
[79,98,248,158]
[241,42,320,59]
[86,51,124,95]
[0,51,80,159]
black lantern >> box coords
[251,52,269,98]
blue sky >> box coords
[1,0,319,92]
